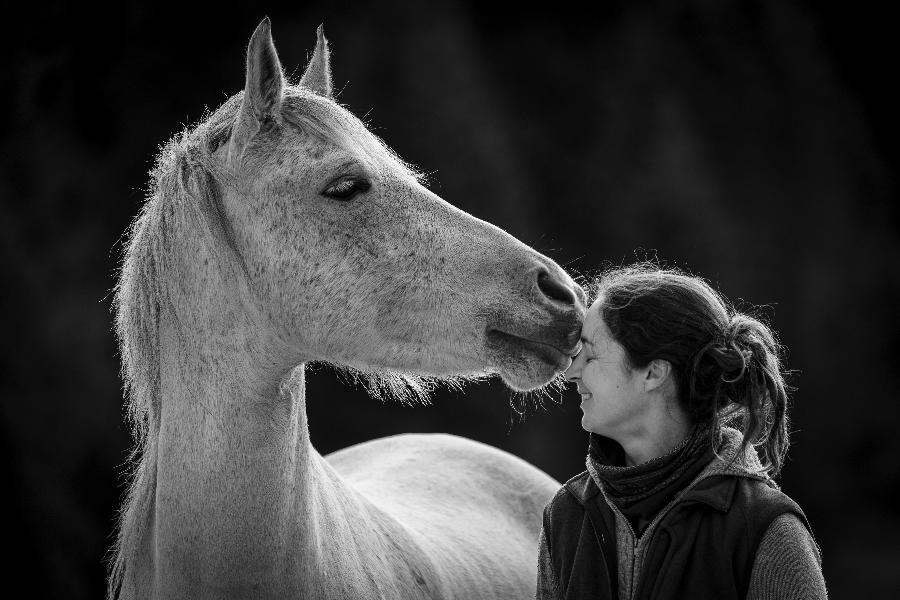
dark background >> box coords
[2,1,897,597]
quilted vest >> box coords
[543,469,810,600]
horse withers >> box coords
[111,19,584,599]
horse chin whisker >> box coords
[324,362,487,406]
[507,372,569,420]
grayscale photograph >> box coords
[2,1,896,598]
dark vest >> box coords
[543,470,810,600]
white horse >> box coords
[111,19,585,599]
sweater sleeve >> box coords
[746,513,828,600]
[536,524,561,600]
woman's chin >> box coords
[580,398,594,427]
[581,412,605,435]
[580,415,593,433]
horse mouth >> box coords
[486,329,575,371]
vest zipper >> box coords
[598,480,699,600]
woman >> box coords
[536,265,827,599]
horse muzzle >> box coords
[482,283,585,390]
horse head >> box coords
[207,19,584,392]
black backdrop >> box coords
[3,1,898,598]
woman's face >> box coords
[565,299,649,436]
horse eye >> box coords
[322,177,371,201]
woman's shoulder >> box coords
[760,513,821,554]
[543,470,598,527]
[731,475,809,525]
[546,470,592,508]
[748,513,827,599]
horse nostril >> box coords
[537,271,577,307]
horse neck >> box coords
[151,299,317,585]
[150,306,414,597]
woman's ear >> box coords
[644,359,672,393]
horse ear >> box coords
[228,17,284,164]
[299,25,332,98]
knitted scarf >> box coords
[586,426,714,534]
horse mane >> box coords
[108,87,456,598]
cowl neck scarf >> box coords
[586,426,714,534]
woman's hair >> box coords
[592,263,791,476]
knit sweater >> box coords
[536,430,828,599]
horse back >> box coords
[325,433,559,599]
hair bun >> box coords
[723,313,753,345]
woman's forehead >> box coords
[582,300,607,345]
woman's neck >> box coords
[615,399,692,466]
